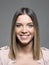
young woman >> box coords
[0,7,49,65]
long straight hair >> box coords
[8,7,41,60]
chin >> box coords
[19,39,32,45]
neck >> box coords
[17,41,33,54]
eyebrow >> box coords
[16,22,33,25]
[27,22,33,25]
[16,23,22,25]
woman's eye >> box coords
[28,25,34,27]
[15,24,22,27]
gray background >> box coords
[0,0,49,48]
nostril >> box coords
[21,32,27,34]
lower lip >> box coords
[20,35,29,40]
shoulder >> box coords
[41,47,49,63]
[41,47,49,56]
[0,46,10,58]
[0,46,15,65]
[0,46,9,55]
[37,47,49,65]
[0,45,9,50]
[41,47,49,54]
[0,46,10,65]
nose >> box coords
[21,26,27,34]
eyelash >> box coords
[15,24,34,28]
[15,25,22,27]
[28,25,34,27]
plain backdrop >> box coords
[0,0,49,48]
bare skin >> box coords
[13,14,41,65]
[12,55,41,65]
[12,52,41,65]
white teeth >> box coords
[20,35,29,39]
[21,36,28,38]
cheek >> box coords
[15,27,20,35]
[29,28,35,35]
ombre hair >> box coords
[8,7,41,60]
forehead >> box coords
[16,14,33,24]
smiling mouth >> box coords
[20,35,30,40]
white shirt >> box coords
[0,46,49,65]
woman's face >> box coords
[15,14,35,45]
